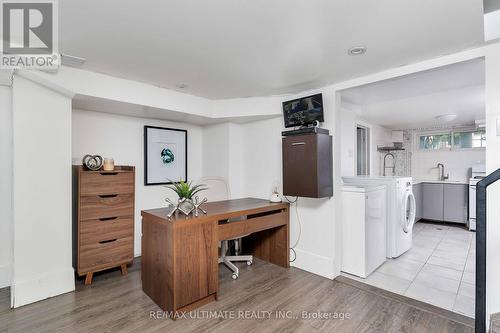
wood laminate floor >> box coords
[0,258,474,333]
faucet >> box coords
[437,163,449,181]
[383,152,396,176]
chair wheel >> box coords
[232,273,238,280]
[247,260,253,266]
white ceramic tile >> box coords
[376,258,424,281]
[454,295,475,318]
[412,235,441,249]
[413,270,460,293]
[462,271,475,284]
[428,254,466,271]
[357,222,475,318]
[464,259,475,273]
[399,246,434,263]
[420,263,463,281]
[405,282,457,310]
[432,248,468,261]
[364,271,412,294]
[458,282,475,298]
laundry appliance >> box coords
[342,176,416,258]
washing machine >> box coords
[342,176,416,258]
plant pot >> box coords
[178,198,194,214]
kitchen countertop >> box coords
[413,179,469,185]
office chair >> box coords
[197,176,253,279]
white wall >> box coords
[412,149,485,181]
[236,94,337,279]
[72,110,204,256]
[11,76,74,307]
[485,42,500,326]
[201,122,245,199]
[340,104,392,177]
[485,9,500,41]
[0,85,12,289]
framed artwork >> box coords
[144,126,187,185]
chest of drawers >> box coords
[73,165,135,285]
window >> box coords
[453,130,486,148]
[418,129,486,151]
[419,133,452,150]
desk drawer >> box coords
[80,217,134,245]
[79,236,133,271]
[80,194,134,220]
[218,210,287,240]
[80,171,134,196]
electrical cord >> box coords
[284,195,301,262]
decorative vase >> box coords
[178,198,195,214]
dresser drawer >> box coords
[79,236,133,272]
[80,194,134,220]
[80,217,134,245]
[80,171,134,196]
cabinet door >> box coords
[413,183,422,221]
[282,134,318,197]
[443,184,468,223]
[175,220,218,309]
[422,183,444,221]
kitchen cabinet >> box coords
[443,184,468,223]
[413,183,423,221]
[417,182,468,224]
[422,183,444,221]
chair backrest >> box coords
[197,176,231,202]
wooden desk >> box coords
[141,198,289,314]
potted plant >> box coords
[166,180,207,211]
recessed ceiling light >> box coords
[348,46,367,56]
[176,83,189,89]
[435,114,457,122]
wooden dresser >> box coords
[73,165,135,285]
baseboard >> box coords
[0,264,11,288]
[11,267,75,308]
[291,248,335,279]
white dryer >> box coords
[342,176,416,258]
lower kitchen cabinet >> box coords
[443,184,468,223]
[416,182,468,224]
[422,183,445,221]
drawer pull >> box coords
[99,217,118,221]
[99,194,118,198]
[100,172,118,176]
[99,239,117,244]
[291,142,306,146]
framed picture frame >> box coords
[144,126,187,185]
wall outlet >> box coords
[497,117,500,136]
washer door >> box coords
[401,191,416,233]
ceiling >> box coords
[341,59,485,129]
[72,95,280,125]
[59,1,484,99]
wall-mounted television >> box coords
[282,93,324,128]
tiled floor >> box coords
[343,221,476,318]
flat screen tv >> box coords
[282,93,324,128]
